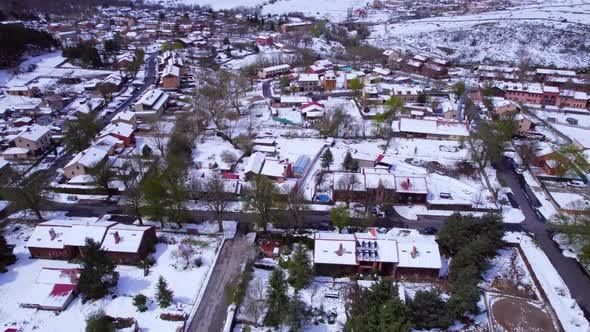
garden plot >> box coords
[0,223,221,332]
[192,135,243,170]
[482,248,540,300]
[274,137,326,162]
[488,294,558,332]
[236,268,272,326]
[386,138,470,162]
[237,273,351,332]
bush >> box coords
[85,310,114,332]
[282,245,292,256]
[137,257,156,269]
[132,294,148,312]
[194,256,203,267]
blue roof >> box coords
[293,155,311,173]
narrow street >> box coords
[186,225,255,332]
[496,161,590,317]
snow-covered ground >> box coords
[552,233,589,273]
[146,0,367,22]
[0,223,222,331]
[504,232,590,332]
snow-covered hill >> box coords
[368,1,590,68]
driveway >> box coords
[496,161,590,317]
[186,226,255,332]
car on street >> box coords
[515,166,526,174]
[422,227,438,235]
[567,180,586,188]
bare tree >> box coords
[199,174,230,232]
[2,174,48,220]
[149,120,169,158]
[118,161,144,225]
[88,159,115,200]
[244,279,267,322]
[283,185,308,231]
[335,173,360,206]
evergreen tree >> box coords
[330,206,350,233]
[408,289,453,329]
[265,268,289,327]
[78,238,119,300]
[345,280,411,332]
[141,145,153,158]
[342,151,353,171]
[452,81,466,102]
[141,175,169,228]
[0,233,16,273]
[286,294,310,331]
[156,276,174,308]
[288,244,312,291]
[321,148,334,170]
[436,213,505,320]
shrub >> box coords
[85,310,114,332]
[194,256,203,267]
[133,294,148,312]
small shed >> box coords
[20,267,81,311]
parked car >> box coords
[384,207,396,217]
[351,203,365,212]
[370,206,385,218]
[567,180,586,188]
[422,227,437,235]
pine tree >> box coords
[265,268,289,327]
[321,148,334,170]
[286,294,310,330]
[78,238,119,300]
[156,276,174,308]
[288,244,312,291]
[345,280,411,332]
[0,233,16,273]
[342,151,353,171]
[408,289,453,329]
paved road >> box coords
[187,224,255,332]
[496,160,590,317]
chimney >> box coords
[411,245,417,259]
[113,231,121,244]
[336,243,343,256]
[369,228,376,237]
[49,228,56,240]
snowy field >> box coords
[146,0,366,22]
[0,223,222,332]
